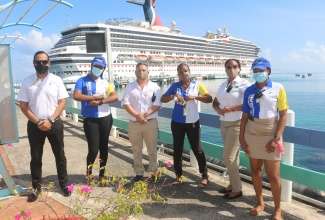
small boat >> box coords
[176,57,187,62]
[295,73,301,77]
[302,74,305,78]
[197,58,206,63]
[134,55,148,62]
[149,55,164,62]
[164,56,174,63]
[186,57,196,62]
[308,73,312,76]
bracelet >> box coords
[230,106,235,112]
[274,135,280,141]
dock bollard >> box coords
[281,109,295,202]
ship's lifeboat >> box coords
[197,58,206,63]
[134,55,148,62]
[206,58,214,62]
[149,55,165,63]
[164,56,174,63]
[215,59,222,63]
[176,56,187,62]
[186,57,197,62]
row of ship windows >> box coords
[111,44,257,57]
[110,38,256,51]
[110,28,252,46]
[111,33,256,50]
[54,41,257,56]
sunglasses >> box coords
[226,83,233,93]
[151,92,156,102]
[226,65,238,70]
[34,60,49,66]
[254,89,265,99]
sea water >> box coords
[114,73,325,173]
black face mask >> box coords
[35,65,49,74]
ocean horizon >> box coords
[113,72,325,173]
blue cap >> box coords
[251,57,271,70]
[92,56,106,67]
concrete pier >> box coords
[0,105,324,219]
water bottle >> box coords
[277,141,284,154]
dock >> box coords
[0,105,324,219]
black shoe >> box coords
[61,187,71,197]
[218,187,232,194]
[27,188,41,202]
[133,175,143,183]
[223,191,243,199]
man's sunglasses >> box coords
[34,60,49,66]
[254,89,265,99]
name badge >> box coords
[183,107,188,116]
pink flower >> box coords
[24,211,31,218]
[166,161,172,167]
[14,214,22,220]
[7,143,13,147]
[67,184,74,192]
[81,185,93,193]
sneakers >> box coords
[133,175,144,183]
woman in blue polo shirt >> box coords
[73,56,118,184]
[161,63,212,187]
[240,57,288,220]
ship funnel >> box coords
[223,27,229,36]
[217,29,222,37]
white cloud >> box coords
[11,30,60,81]
[270,41,325,73]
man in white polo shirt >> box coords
[17,51,70,202]
[121,63,162,183]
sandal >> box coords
[198,178,209,188]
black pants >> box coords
[27,119,68,190]
[83,114,113,177]
[171,120,208,179]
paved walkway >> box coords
[0,106,324,219]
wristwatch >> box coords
[274,136,280,141]
[144,112,149,118]
[48,117,55,124]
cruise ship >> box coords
[48,0,260,84]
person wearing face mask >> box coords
[17,51,71,202]
[240,57,289,220]
[212,59,251,199]
[121,63,162,183]
[161,63,212,187]
[73,56,118,185]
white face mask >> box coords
[91,67,103,77]
[226,68,240,78]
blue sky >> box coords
[1,0,325,81]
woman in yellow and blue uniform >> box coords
[240,57,289,220]
[74,56,118,183]
[161,63,212,187]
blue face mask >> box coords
[91,67,103,77]
[253,72,268,83]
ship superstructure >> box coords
[48,0,260,83]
